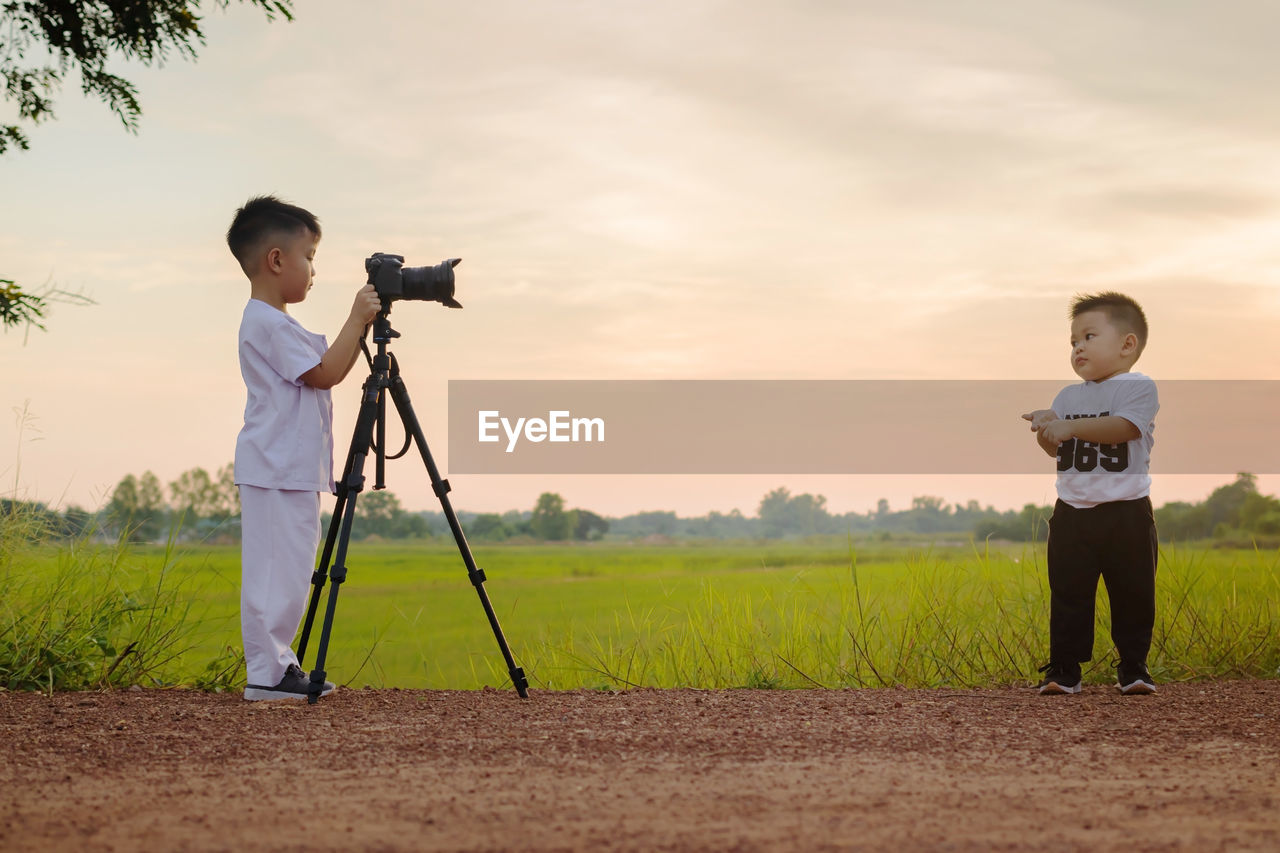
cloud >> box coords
[1074,186,1276,222]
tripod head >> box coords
[371,309,400,344]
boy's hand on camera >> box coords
[352,284,381,325]
[1021,409,1058,431]
[1038,419,1075,445]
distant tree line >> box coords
[605,488,1019,540]
[1,465,241,543]
[0,498,96,539]
[510,477,1280,544]
[319,491,431,541]
[9,473,1278,546]
[98,465,240,541]
[1155,473,1280,543]
[969,473,1280,545]
[455,493,609,542]
[102,465,435,543]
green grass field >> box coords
[4,534,1279,692]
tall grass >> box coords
[1152,545,1280,679]
[513,541,1280,690]
[4,521,1277,692]
[0,503,240,692]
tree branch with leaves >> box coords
[0,278,45,328]
[1,0,294,153]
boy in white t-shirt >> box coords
[226,196,380,701]
[1022,292,1160,696]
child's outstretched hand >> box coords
[1038,419,1075,445]
[1021,409,1058,431]
[351,284,381,326]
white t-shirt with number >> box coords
[234,299,335,492]
[1050,371,1158,509]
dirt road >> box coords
[2,681,1277,851]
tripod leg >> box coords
[298,391,372,665]
[387,374,530,698]
[302,377,380,703]
[297,475,348,665]
[306,467,364,703]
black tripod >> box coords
[295,307,529,704]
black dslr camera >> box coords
[365,252,462,308]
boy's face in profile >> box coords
[1070,309,1136,382]
[275,229,320,306]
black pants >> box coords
[1047,497,1158,665]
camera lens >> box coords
[399,258,462,306]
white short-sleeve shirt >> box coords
[1051,371,1158,509]
[234,299,335,492]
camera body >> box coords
[365,252,462,308]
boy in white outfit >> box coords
[226,196,380,701]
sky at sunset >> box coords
[4,0,1280,518]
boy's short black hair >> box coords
[226,195,321,274]
[1070,291,1149,355]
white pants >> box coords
[239,485,321,686]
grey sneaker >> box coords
[1116,661,1157,695]
[244,664,335,701]
[1037,662,1082,694]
